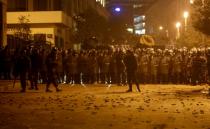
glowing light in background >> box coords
[127,28,133,33]
[176,22,181,39]
[176,22,181,28]
[159,26,163,30]
[183,11,189,31]
[183,11,189,19]
[114,7,121,12]
[190,0,194,4]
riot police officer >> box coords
[45,48,61,92]
[124,50,140,92]
[191,50,207,85]
[14,49,31,92]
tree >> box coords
[7,15,32,49]
[176,27,207,47]
[74,8,109,48]
[13,15,32,41]
[192,0,210,36]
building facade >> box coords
[7,0,109,49]
[0,0,7,47]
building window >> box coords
[33,0,48,11]
[53,0,62,10]
[8,0,28,11]
[34,34,46,43]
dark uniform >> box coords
[191,52,206,85]
[29,49,41,90]
[88,52,97,84]
[116,50,126,85]
[124,50,140,92]
[160,53,170,84]
[77,52,88,84]
[2,46,12,80]
[39,49,48,84]
[15,49,31,92]
[45,49,61,92]
[109,53,117,84]
[102,53,111,84]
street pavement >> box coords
[0,81,210,129]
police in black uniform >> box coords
[124,50,140,92]
[29,48,41,90]
[45,48,61,92]
[15,49,31,92]
[116,50,126,85]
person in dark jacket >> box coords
[124,50,141,92]
[39,49,48,84]
[29,48,41,90]
[14,49,31,92]
[115,50,126,85]
[2,46,12,80]
[45,48,61,92]
[77,51,88,84]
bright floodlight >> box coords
[183,11,189,18]
[115,7,121,12]
[176,22,181,28]
[176,22,181,39]
[159,26,163,30]
[190,0,194,4]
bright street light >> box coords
[183,11,189,31]
[176,22,181,28]
[190,0,194,4]
[176,22,181,39]
[159,26,163,30]
[183,11,189,19]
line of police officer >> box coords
[1,46,210,92]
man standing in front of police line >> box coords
[124,50,141,92]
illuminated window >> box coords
[135,29,145,35]
[96,0,106,7]
[134,15,145,23]
[34,34,46,43]
[133,4,142,8]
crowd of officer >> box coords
[0,45,210,92]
